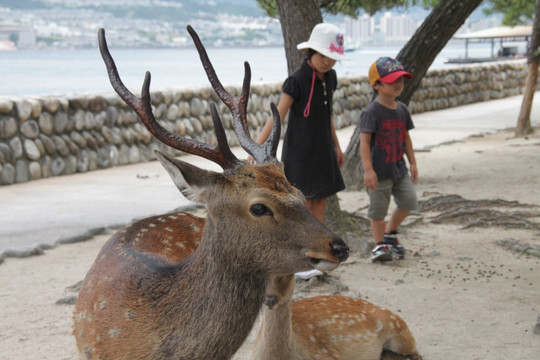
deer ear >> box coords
[154,150,225,202]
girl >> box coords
[254,23,346,223]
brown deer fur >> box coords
[253,275,422,360]
[73,26,349,360]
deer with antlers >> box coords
[252,275,422,360]
[72,26,349,360]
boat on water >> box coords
[445,25,531,64]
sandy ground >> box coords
[1,128,539,360]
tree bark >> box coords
[275,0,322,74]
[342,0,483,189]
[515,0,540,137]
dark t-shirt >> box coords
[281,60,345,199]
[359,100,414,180]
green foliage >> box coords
[256,0,438,18]
[484,0,536,25]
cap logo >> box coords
[377,57,404,74]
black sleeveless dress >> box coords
[281,60,345,199]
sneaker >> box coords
[371,243,393,262]
[384,232,405,258]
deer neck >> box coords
[158,228,268,359]
[255,295,300,360]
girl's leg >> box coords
[306,197,327,223]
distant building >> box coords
[16,28,36,48]
[0,26,36,49]
[380,12,417,43]
[344,12,417,45]
[345,15,373,47]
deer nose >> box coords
[331,237,349,262]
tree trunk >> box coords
[397,0,483,105]
[342,0,482,189]
[275,0,322,74]
[515,0,540,137]
[515,62,538,137]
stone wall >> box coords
[0,60,534,186]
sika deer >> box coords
[253,275,422,360]
[72,27,349,360]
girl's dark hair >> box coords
[307,48,317,60]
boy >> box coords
[359,57,418,262]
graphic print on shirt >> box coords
[374,119,407,163]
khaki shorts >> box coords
[366,174,418,220]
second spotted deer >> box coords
[253,275,422,360]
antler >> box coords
[97,28,241,170]
[186,25,281,164]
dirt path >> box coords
[1,129,539,360]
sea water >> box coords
[0,42,495,98]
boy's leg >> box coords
[371,218,386,244]
[367,180,393,262]
[385,208,410,234]
[384,175,418,257]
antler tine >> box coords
[186,25,280,164]
[97,28,240,170]
[264,103,281,161]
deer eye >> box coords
[250,203,273,217]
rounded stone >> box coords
[97,147,111,168]
[84,112,96,130]
[77,149,89,172]
[72,109,86,131]
[0,143,13,163]
[61,134,79,155]
[51,157,66,176]
[86,150,97,171]
[20,120,40,139]
[106,106,119,126]
[167,104,180,121]
[82,131,98,151]
[29,99,42,118]
[15,159,29,183]
[0,99,14,114]
[0,117,18,139]
[54,112,69,134]
[128,145,140,163]
[51,135,69,157]
[38,112,54,135]
[28,161,42,180]
[15,99,33,122]
[23,139,41,161]
[110,127,123,145]
[89,96,108,112]
[70,131,87,148]
[64,155,77,175]
[9,137,23,159]
[42,98,60,114]
[40,156,52,178]
[1,162,15,185]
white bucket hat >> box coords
[297,23,348,61]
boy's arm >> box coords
[359,132,378,190]
[405,131,418,184]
